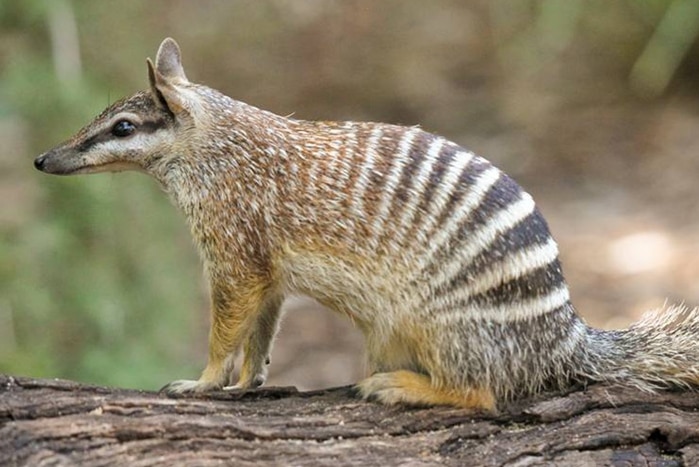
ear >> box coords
[147,58,170,111]
[146,38,191,115]
[155,38,188,83]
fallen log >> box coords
[1,374,698,466]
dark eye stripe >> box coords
[76,118,168,152]
[139,118,167,133]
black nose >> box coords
[34,154,47,171]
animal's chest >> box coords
[176,189,272,271]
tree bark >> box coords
[1,374,698,466]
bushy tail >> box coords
[580,305,699,391]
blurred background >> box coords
[2,0,699,391]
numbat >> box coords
[35,38,699,410]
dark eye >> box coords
[111,120,136,137]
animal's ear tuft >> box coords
[155,38,188,84]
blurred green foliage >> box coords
[1,0,203,388]
[1,0,698,390]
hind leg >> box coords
[358,370,496,411]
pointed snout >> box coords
[34,145,142,176]
[33,149,66,175]
[33,148,81,175]
[34,153,49,171]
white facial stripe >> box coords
[93,131,155,152]
[79,130,172,174]
[103,112,146,132]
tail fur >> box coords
[580,305,699,391]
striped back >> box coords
[314,122,572,324]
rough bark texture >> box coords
[1,374,698,466]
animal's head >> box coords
[34,38,207,176]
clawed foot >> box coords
[159,379,221,396]
[223,372,267,391]
[162,355,271,395]
[227,356,269,390]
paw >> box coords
[159,379,220,396]
[358,371,497,410]
[223,372,266,391]
[357,373,407,406]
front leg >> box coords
[226,295,283,389]
[161,275,269,395]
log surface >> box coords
[1,374,698,466]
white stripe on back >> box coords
[436,236,560,293]
[415,149,474,242]
[424,165,501,258]
[394,137,444,242]
[433,192,537,284]
[351,127,383,223]
[436,285,570,323]
[372,128,420,236]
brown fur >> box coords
[358,370,496,410]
